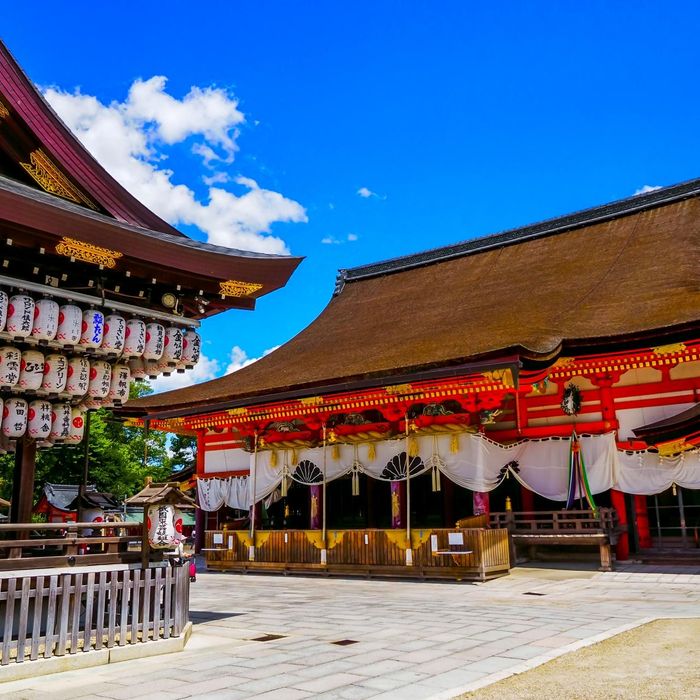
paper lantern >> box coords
[0,290,8,332]
[128,357,147,380]
[79,397,104,411]
[31,298,60,341]
[49,402,71,441]
[102,314,126,353]
[123,318,146,358]
[179,330,201,369]
[147,504,178,549]
[107,364,130,405]
[41,354,68,393]
[80,309,105,349]
[162,327,183,363]
[65,408,86,445]
[145,359,161,379]
[143,322,165,361]
[2,398,28,438]
[56,304,82,346]
[0,346,21,387]
[18,350,44,391]
[66,356,90,397]
[27,400,52,439]
[88,360,111,399]
[6,294,35,338]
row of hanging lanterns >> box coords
[0,291,201,370]
[1,398,85,444]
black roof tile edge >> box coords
[335,177,700,294]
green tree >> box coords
[169,433,196,474]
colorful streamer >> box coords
[566,431,598,513]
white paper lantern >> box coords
[128,357,147,380]
[41,354,68,393]
[145,359,161,379]
[80,309,105,349]
[147,504,178,549]
[56,304,82,346]
[107,364,130,405]
[6,294,35,338]
[102,314,126,353]
[49,402,71,441]
[180,330,201,369]
[19,350,44,391]
[123,318,146,358]
[66,357,90,397]
[88,360,111,399]
[162,327,183,364]
[143,322,165,361]
[65,408,86,445]
[27,400,52,439]
[0,346,21,387]
[31,298,59,341]
[2,398,28,438]
[0,290,8,332]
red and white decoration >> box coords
[147,504,181,549]
[19,350,44,390]
[31,299,60,341]
[66,408,86,445]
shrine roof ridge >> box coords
[337,176,700,290]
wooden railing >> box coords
[0,562,190,665]
[204,528,511,581]
[490,508,618,535]
[0,522,147,571]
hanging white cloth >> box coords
[614,448,700,495]
[224,476,250,510]
[197,478,227,511]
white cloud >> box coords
[149,343,280,394]
[347,233,358,241]
[634,184,662,195]
[44,77,307,254]
[321,235,340,245]
[148,352,221,393]
[224,344,280,374]
[357,186,374,198]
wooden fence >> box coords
[0,563,190,665]
[204,528,511,581]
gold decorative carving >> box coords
[482,368,514,388]
[55,237,123,269]
[299,396,323,406]
[0,101,9,120]
[20,149,97,209]
[657,439,690,457]
[385,383,413,395]
[385,530,410,550]
[553,356,575,367]
[219,280,264,297]
[651,343,686,356]
[228,407,248,416]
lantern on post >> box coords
[124,482,196,566]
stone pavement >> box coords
[1,562,698,700]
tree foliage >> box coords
[0,381,185,503]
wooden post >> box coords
[610,489,629,561]
[10,436,37,524]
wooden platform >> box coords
[204,527,511,582]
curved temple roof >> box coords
[130,177,700,415]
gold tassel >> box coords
[352,470,360,496]
[450,434,459,454]
[434,466,441,492]
[270,450,277,468]
[672,483,677,496]
[408,436,419,457]
[332,444,340,460]
[367,442,376,461]
[281,475,288,497]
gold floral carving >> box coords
[0,101,9,120]
[651,343,686,356]
[55,237,123,269]
[20,149,97,209]
[219,280,264,297]
[299,396,324,406]
[482,368,514,388]
[228,407,249,416]
[385,383,413,395]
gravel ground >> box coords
[460,618,700,700]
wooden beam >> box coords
[10,437,36,524]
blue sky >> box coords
[3,3,700,391]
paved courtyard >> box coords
[1,562,698,699]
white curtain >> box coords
[198,476,249,511]
[614,449,700,495]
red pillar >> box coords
[194,431,206,554]
[521,486,535,513]
[473,491,490,516]
[634,495,652,548]
[611,489,629,560]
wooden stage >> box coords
[203,527,511,581]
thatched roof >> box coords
[128,178,700,416]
